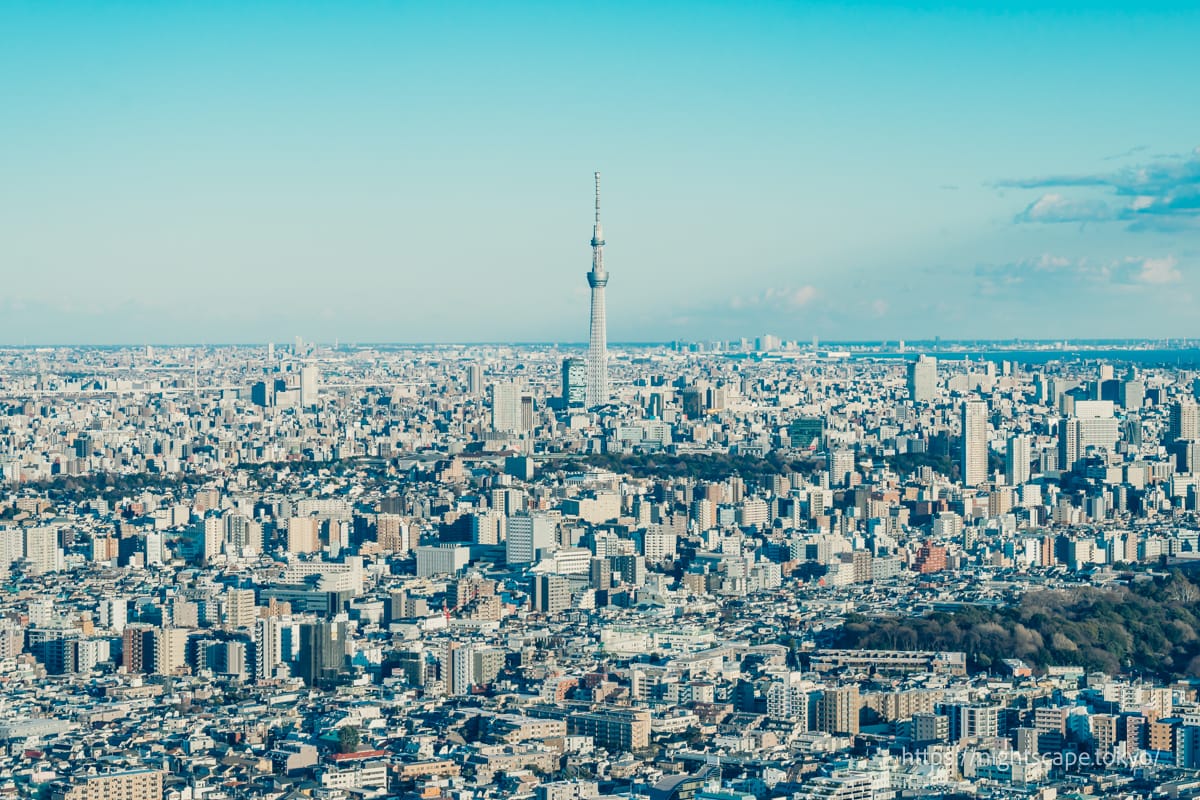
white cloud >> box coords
[787,285,818,307]
[1033,253,1073,270]
[1015,193,1114,224]
[1133,255,1182,285]
[734,285,820,311]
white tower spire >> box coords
[585,171,610,408]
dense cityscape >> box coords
[4,329,1200,800]
[6,1,1200,796]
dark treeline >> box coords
[6,471,210,507]
[836,571,1200,679]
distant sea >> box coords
[845,348,1200,369]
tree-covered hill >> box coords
[836,571,1200,679]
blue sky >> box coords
[3,1,1199,344]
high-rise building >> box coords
[444,642,474,696]
[98,597,127,633]
[297,620,348,686]
[585,172,610,408]
[122,625,155,673]
[961,400,988,487]
[533,574,570,614]
[286,517,321,554]
[813,685,860,735]
[506,513,556,565]
[254,615,294,681]
[1006,434,1031,486]
[225,513,263,557]
[767,674,813,723]
[561,357,586,408]
[491,381,526,433]
[466,363,483,395]
[299,365,320,408]
[828,450,856,488]
[907,355,937,403]
[22,526,63,575]
[1120,377,1145,410]
[376,513,411,553]
[788,417,825,451]
[1059,400,1119,472]
[203,515,223,564]
[1170,399,1200,442]
[154,627,189,675]
[225,587,257,629]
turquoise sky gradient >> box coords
[3,1,1199,344]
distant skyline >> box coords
[3,1,1199,345]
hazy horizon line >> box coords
[2,337,1199,351]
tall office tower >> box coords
[491,381,525,432]
[1170,399,1200,442]
[562,357,586,408]
[1006,434,1032,486]
[1120,377,1145,410]
[520,395,535,431]
[907,355,938,403]
[961,400,988,487]
[585,171,610,408]
[1059,400,1120,472]
[299,365,319,408]
[466,363,483,395]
